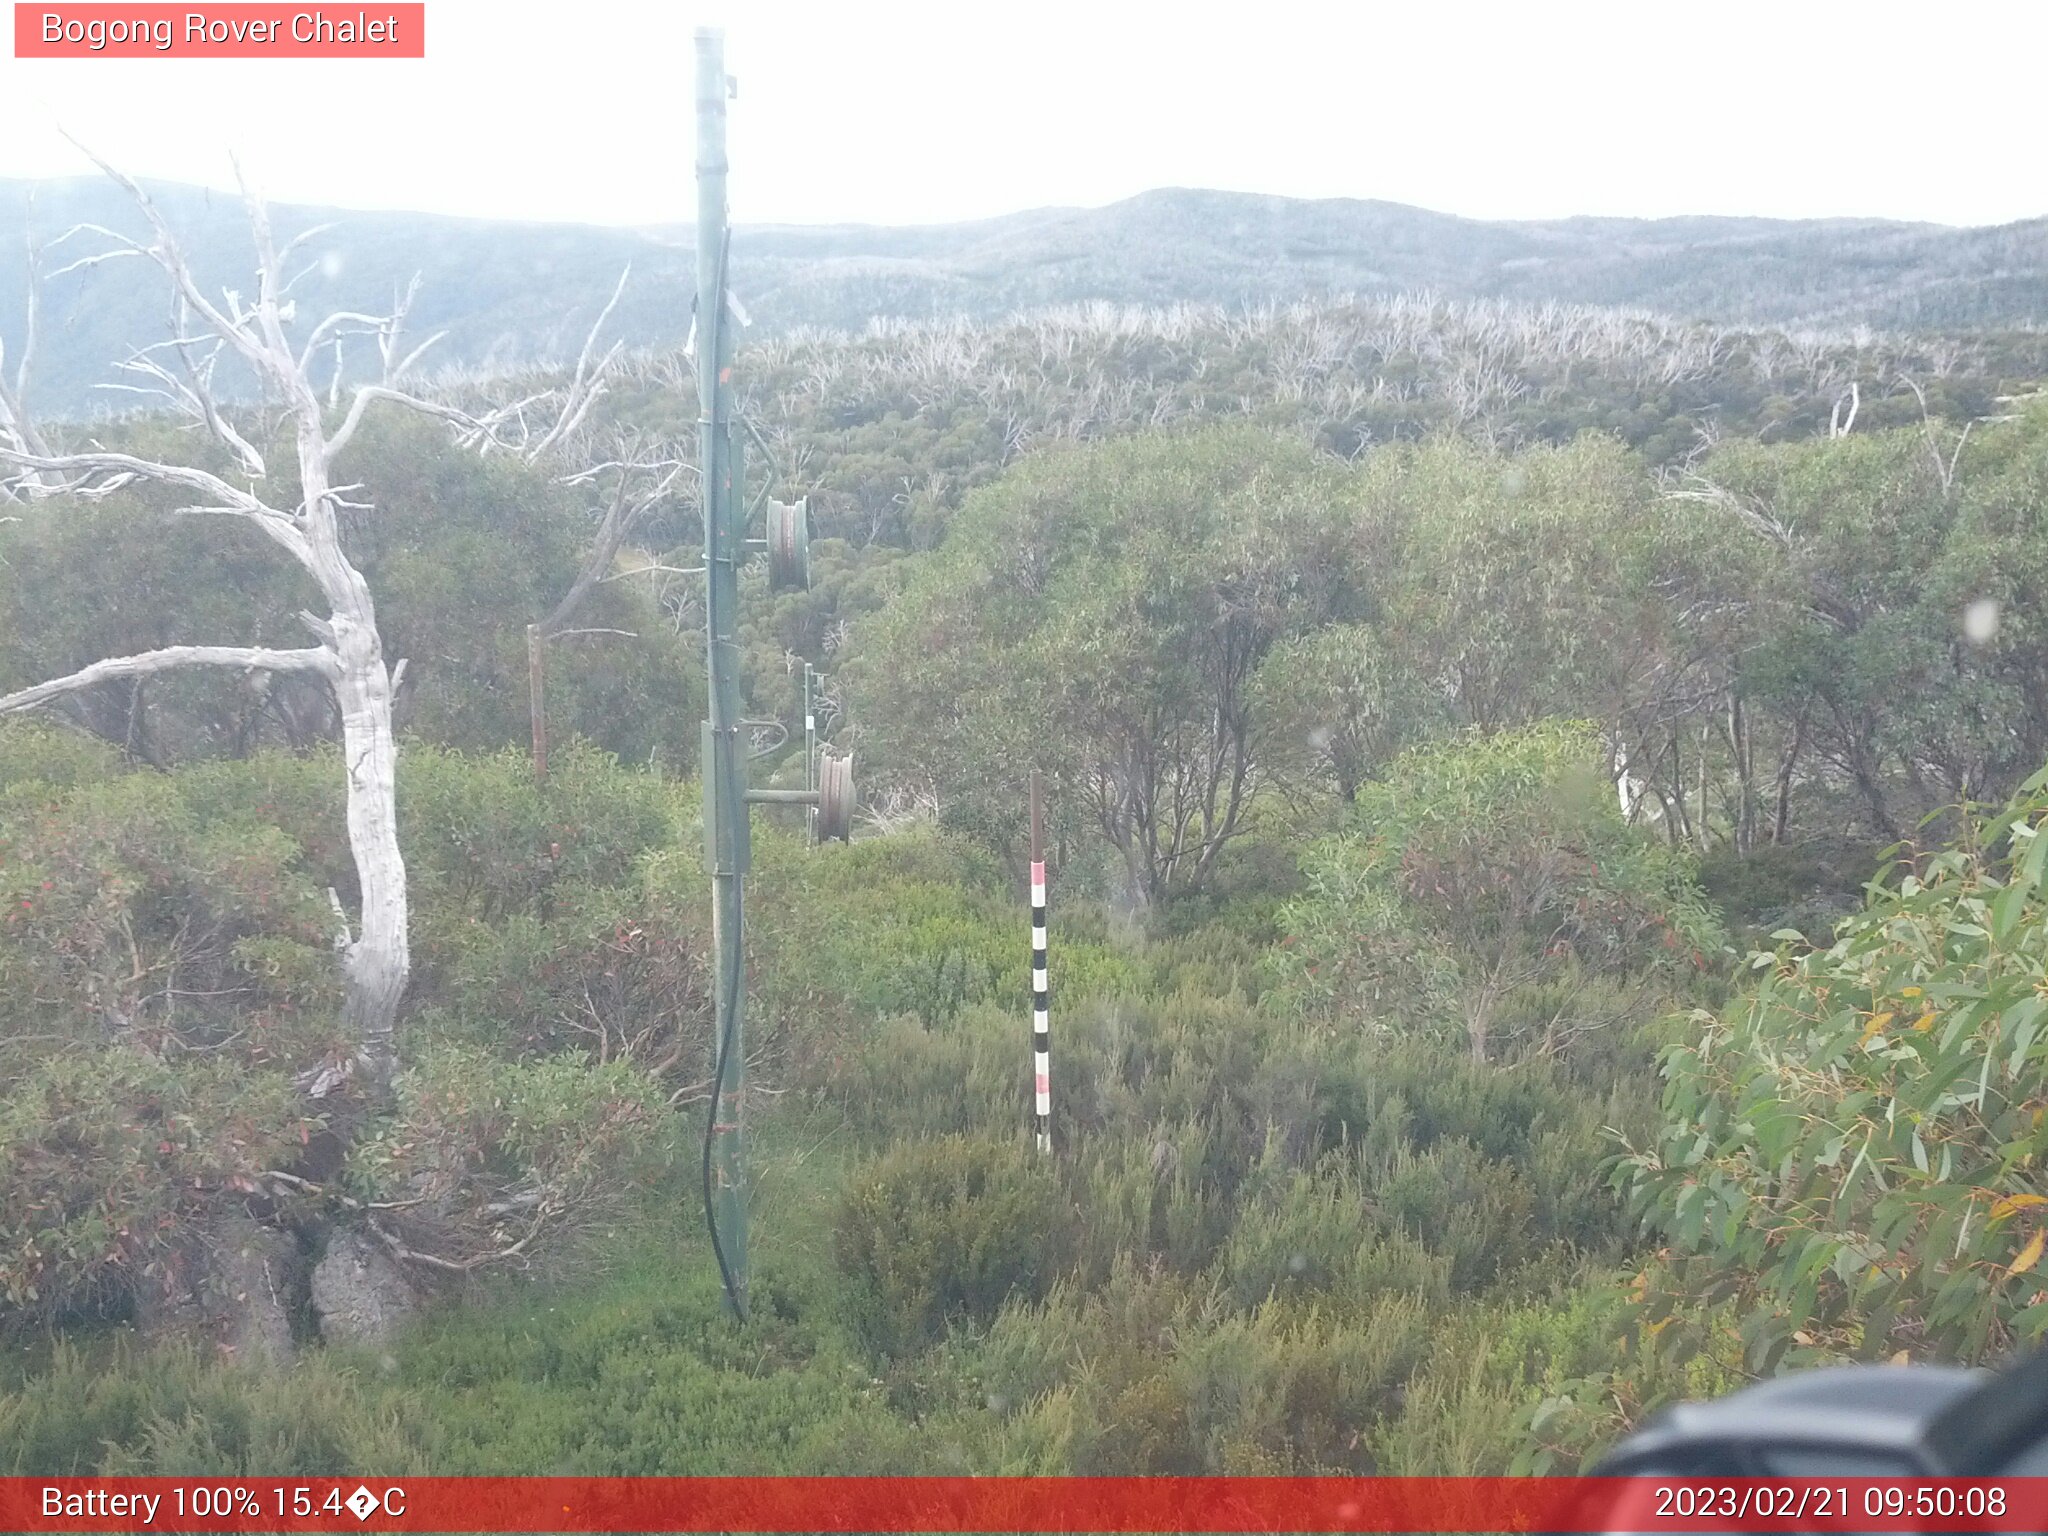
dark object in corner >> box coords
[1591,1348,2048,1477]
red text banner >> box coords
[14,5,425,57]
[5,1477,2048,1533]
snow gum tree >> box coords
[0,156,622,1094]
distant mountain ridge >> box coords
[2,179,2044,415]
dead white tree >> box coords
[0,155,621,1093]
[1896,374,1974,499]
[527,427,688,778]
[1829,380,1860,438]
[0,215,57,500]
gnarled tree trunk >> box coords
[331,615,408,1085]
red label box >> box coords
[14,4,425,57]
[6,1476,2048,1533]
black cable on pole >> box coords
[698,222,747,1322]
[702,943,746,1321]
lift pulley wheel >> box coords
[766,497,811,593]
[817,751,855,843]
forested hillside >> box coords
[5,177,2046,414]
[7,189,2048,1476]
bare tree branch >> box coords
[539,441,685,636]
[0,211,58,496]
[323,382,535,466]
[0,644,336,714]
[59,136,281,388]
[0,446,312,560]
[1897,373,1974,498]
[527,266,630,462]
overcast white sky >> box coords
[1,0,2040,229]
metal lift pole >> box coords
[696,25,749,1319]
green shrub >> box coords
[1275,720,1723,1062]
[173,752,353,897]
[0,1341,422,1474]
[422,879,710,1083]
[834,1134,1068,1355]
[1309,1039,1629,1260]
[354,1047,677,1273]
[744,822,1144,1031]
[1623,767,2048,1370]
[978,1256,1431,1473]
[1173,1297,1432,1472]
[1371,1275,1648,1475]
[0,720,123,794]
[1375,1139,1540,1292]
[975,1259,1216,1472]
[1216,1153,1448,1311]
[1695,836,1882,939]
[0,1051,308,1328]
[401,741,673,921]
[823,1008,1029,1146]
[1067,1121,1235,1281]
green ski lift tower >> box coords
[695,26,855,1321]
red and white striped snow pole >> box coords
[1029,769,1051,1153]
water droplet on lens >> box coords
[1964,598,2000,645]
